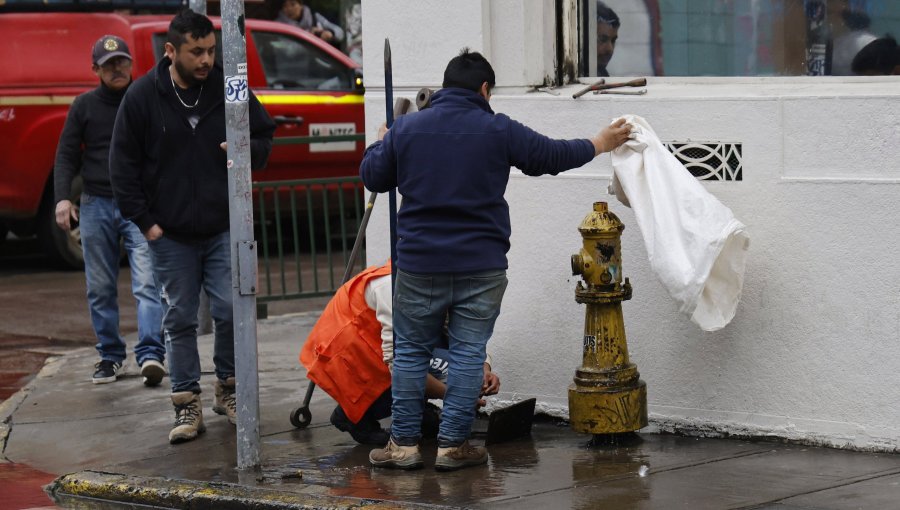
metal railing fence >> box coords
[253,176,369,303]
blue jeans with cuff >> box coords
[147,232,234,394]
[79,193,164,366]
[390,269,507,448]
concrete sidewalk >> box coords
[3,313,900,509]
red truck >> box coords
[0,12,365,267]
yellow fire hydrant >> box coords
[568,202,647,434]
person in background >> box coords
[596,1,620,77]
[851,36,900,75]
[54,35,166,387]
[300,260,500,445]
[110,10,275,445]
[276,0,344,46]
[831,7,877,76]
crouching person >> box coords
[301,260,500,446]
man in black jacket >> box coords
[54,35,166,387]
[110,10,276,444]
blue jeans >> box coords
[79,194,164,365]
[391,269,508,447]
[147,232,235,394]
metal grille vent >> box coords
[664,142,742,181]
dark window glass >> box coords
[251,31,354,91]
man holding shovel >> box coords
[360,48,632,471]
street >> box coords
[0,233,331,509]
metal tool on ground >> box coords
[594,89,647,95]
[288,96,413,430]
[572,78,647,99]
[472,398,537,445]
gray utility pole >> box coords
[188,0,206,15]
[220,0,261,469]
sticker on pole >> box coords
[309,123,357,152]
[225,75,249,103]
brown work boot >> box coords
[169,392,205,444]
[369,438,423,470]
[434,440,488,471]
[212,376,237,424]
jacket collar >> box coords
[431,87,494,114]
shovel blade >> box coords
[485,398,537,445]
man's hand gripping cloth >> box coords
[608,115,750,331]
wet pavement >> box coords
[2,313,899,509]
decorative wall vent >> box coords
[663,142,742,181]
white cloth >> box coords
[608,115,750,331]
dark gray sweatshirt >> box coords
[54,82,129,203]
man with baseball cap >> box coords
[54,35,166,386]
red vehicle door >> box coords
[244,21,364,183]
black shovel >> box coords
[473,398,537,445]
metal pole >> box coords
[220,0,260,469]
[188,0,206,15]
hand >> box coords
[377,122,388,141]
[319,30,334,42]
[591,118,633,155]
[220,142,227,151]
[55,200,78,231]
[481,369,500,397]
[144,224,164,241]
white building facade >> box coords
[360,0,900,451]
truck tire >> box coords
[38,177,84,269]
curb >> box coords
[48,470,455,510]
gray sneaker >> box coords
[369,438,423,470]
[212,376,237,424]
[140,359,166,387]
[434,440,488,471]
[169,392,205,444]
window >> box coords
[251,31,355,91]
[579,0,900,77]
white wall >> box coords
[362,1,900,451]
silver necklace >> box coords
[170,70,203,108]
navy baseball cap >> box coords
[92,35,132,65]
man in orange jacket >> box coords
[301,260,500,445]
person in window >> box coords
[831,8,877,76]
[597,1,620,77]
[851,36,900,76]
[276,0,344,46]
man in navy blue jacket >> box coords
[361,49,631,471]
